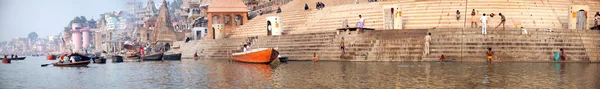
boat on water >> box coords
[2,58,10,63]
[52,60,90,67]
[10,57,26,60]
[112,55,140,62]
[231,48,279,64]
[163,52,181,60]
[141,53,163,61]
[47,55,57,60]
[92,57,106,63]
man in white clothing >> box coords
[424,33,432,55]
[480,13,488,35]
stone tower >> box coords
[150,0,177,44]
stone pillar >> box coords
[70,30,82,52]
[81,29,90,48]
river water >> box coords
[1,57,599,88]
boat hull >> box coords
[93,57,106,63]
[9,57,25,60]
[52,60,90,67]
[163,53,182,60]
[141,53,164,61]
[2,59,10,63]
[232,48,279,64]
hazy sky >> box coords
[0,0,172,42]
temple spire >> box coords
[156,0,172,29]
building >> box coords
[206,0,248,39]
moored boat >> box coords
[52,60,90,67]
[141,53,163,61]
[111,56,124,62]
[2,58,10,63]
[92,57,106,63]
[10,57,26,60]
[231,48,279,64]
[162,52,181,60]
[278,56,288,62]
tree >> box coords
[28,32,38,40]
[79,16,87,23]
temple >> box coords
[149,0,181,46]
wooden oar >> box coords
[41,63,51,67]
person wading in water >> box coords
[487,48,494,63]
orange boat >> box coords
[2,58,10,63]
[47,55,56,60]
[231,48,279,64]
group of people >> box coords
[467,9,507,35]
[2,54,19,58]
[424,32,567,62]
[316,2,326,10]
[57,53,90,63]
[304,2,326,10]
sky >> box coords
[0,0,172,42]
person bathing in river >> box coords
[440,54,446,62]
[560,48,567,62]
[487,48,494,63]
[313,53,319,62]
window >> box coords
[235,14,243,26]
[224,15,232,25]
[212,15,220,24]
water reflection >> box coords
[0,57,598,88]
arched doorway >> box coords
[267,21,272,36]
[576,10,587,30]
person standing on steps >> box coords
[495,13,506,30]
[471,9,478,28]
[340,37,345,56]
[304,3,309,10]
[480,13,488,35]
[357,15,365,34]
[424,33,431,55]
[456,10,461,20]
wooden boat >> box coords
[2,58,10,63]
[231,48,279,64]
[162,52,181,60]
[52,60,91,66]
[111,56,124,62]
[141,53,163,61]
[278,56,288,62]
[92,57,106,63]
[10,57,26,60]
[47,55,57,60]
